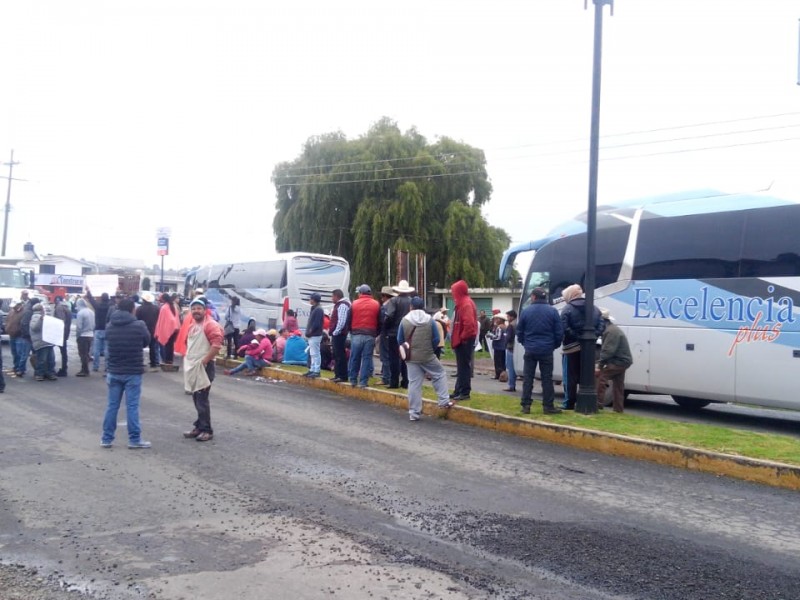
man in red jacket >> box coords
[449,279,478,401]
[348,284,380,387]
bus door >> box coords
[620,324,650,393]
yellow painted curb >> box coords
[217,359,800,491]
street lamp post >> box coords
[575,0,614,415]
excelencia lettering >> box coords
[633,285,795,356]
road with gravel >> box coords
[1,366,798,600]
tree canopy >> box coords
[272,118,510,291]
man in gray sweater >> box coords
[595,308,633,413]
[74,298,95,377]
[397,296,454,422]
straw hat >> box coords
[392,279,415,294]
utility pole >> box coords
[575,0,614,415]
[2,150,20,257]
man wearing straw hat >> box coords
[383,279,414,389]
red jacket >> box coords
[350,293,380,336]
[450,280,478,348]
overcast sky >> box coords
[1,1,799,273]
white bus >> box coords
[500,189,800,411]
[0,265,35,307]
[184,253,350,331]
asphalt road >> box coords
[1,365,799,600]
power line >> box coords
[274,169,486,188]
[600,136,800,162]
[275,115,800,178]
[491,110,800,150]
[274,159,482,182]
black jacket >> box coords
[106,310,150,375]
[135,302,159,335]
[306,305,324,337]
[383,295,411,336]
[86,292,112,331]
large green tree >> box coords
[272,118,509,290]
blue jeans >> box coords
[230,355,268,374]
[9,336,19,371]
[93,330,107,371]
[348,334,375,386]
[505,349,517,390]
[34,346,56,377]
[102,373,143,444]
[308,335,322,373]
[14,338,31,374]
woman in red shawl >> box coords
[154,292,180,364]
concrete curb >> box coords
[218,360,800,491]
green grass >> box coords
[433,389,800,466]
[257,361,800,467]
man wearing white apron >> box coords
[182,297,224,442]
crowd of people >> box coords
[2,278,632,445]
[212,277,631,418]
[3,288,224,448]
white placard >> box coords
[84,274,118,297]
[42,315,64,347]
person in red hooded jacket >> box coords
[449,279,478,401]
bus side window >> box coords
[740,205,800,277]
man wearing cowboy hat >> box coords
[383,279,415,388]
[376,286,396,386]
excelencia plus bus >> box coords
[500,189,800,411]
[184,253,350,331]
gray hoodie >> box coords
[30,306,53,351]
[75,298,95,338]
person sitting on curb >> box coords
[225,329,273,376]
[236,319,257,356]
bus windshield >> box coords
[0,268,29,288]
[521,267,550,308]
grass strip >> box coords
[265,363,800,466]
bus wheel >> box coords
[672,396,711,410]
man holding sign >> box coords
[29,303,58,381]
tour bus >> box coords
[183,253,350,331]
[499,189,800,411]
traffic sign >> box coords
[157,237,169,256]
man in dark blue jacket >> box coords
[516,287,563,415]
[304,293,324,378]
[101,298,151,449]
